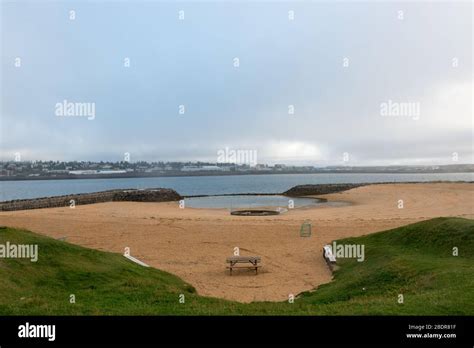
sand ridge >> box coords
[1,183,472,302]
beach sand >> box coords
[1,183,472,302]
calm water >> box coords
[185,195,323,209]
[0,173,472,202]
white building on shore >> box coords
[181,165,224,172]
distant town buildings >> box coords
[0,160,262,177]
[69,170,127,175]
[181,165,226,172]
[0,160,472,179]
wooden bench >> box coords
[226,256,261,275]
[323,245,337,270]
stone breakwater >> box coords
[282,181,473,197]
[283,183,367,196]
[0,188,182,211]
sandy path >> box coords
[1,183,472,302]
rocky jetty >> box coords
[283,183,367,196]
[0,188,182,211]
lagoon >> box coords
[1,172,472,202]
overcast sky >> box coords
[1,1,472,166]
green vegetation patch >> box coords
[0,217,472,315]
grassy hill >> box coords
[0,217,473,315]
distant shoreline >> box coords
[1,170,473,182]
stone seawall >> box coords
[0,188,182,211]
[283,181,473,196]
[283,183,367,196]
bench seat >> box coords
[226,265,262,269]
[226,256,262,275]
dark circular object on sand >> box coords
[230,209,280,216]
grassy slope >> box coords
[0,217,472,315]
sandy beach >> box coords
[1,183,472,303]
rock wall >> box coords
[283,181,472,197]
[283,183,367,196]
[0,188,182,211]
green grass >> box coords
[0,217,473,315]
